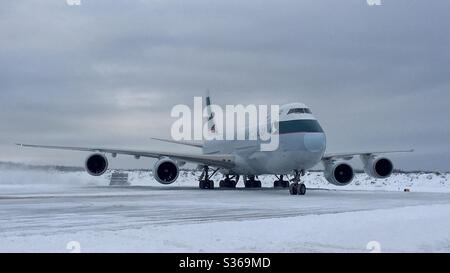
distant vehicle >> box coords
[17,94,412,195]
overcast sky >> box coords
[1,0,449,171]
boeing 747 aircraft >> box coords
[17,94,412,195]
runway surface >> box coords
[2,185,450,253]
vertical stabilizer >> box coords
[205,90,216,134]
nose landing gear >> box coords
[289,183,306,195]
[289,170,307,195]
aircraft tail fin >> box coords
[205,90,216,134]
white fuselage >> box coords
[202,103,327,175]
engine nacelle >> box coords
[361,156,394,179]
[85,153,108,176]
[323,161,354,186]
[153,158,179,184]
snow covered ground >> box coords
[2,167,448,194]
[1,167,450,252]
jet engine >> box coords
[324,161,354,186]
[361,156,394,179]
[153,158,179,184]
[85,153,108,176]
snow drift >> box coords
[0,162,449,194]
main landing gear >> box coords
[219,175,238,189]
[289,170,306,196]
[273,175,290,188]
[198,166,218,189]
[244,175,262,188]
[198,166,307,195]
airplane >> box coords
[16,94,413,195]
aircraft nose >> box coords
[304,133,326,153]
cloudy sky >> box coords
[1,0,449,171]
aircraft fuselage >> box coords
[203,103,326,175]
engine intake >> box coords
[324,161,354,186]
[362,156,394,179]
[153,158,179,184]
[85,153,108,176]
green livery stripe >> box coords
[278,119,324,134]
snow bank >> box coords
[0,167,449,194]
[302,171,450,193]
[0,167,108,194]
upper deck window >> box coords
[287,108,312,115]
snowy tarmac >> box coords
[1,182,450,252]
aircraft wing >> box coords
[322,149,414,160]
[16,143,234,168]
[150,137,204,148]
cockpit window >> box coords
[287,108,312,115]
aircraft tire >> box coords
[299,184,306,195]
[289,183,298,195]
[219,180,236,188]
[199,180,214,189]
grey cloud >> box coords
[1,0,449,171]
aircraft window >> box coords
[288,108,303,114]
[287,108,312,114]
[279,119,323,134]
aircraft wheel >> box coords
[298,184,306,195]
[274,180,289,188]
[289,183,298,195]
[220,180,236,188]
[245,180,261,188]
[199,180,214,189]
